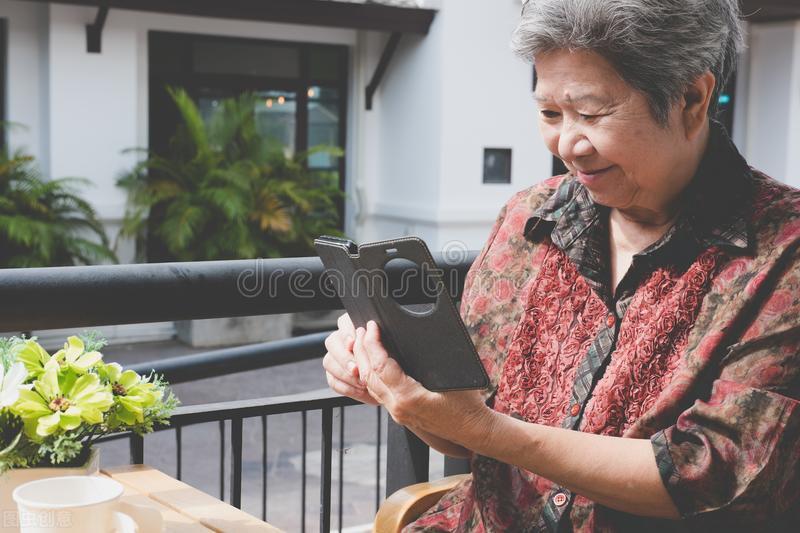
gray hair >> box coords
[512,0,745,125]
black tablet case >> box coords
[314,235,489,392]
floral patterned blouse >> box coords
[404,122,800,532]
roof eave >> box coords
[19,0,438,35]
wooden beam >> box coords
[19,0,437,35]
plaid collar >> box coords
[523,120,753,257]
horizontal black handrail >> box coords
[95,388,360,441]
[129,331,331,384]
[96,388,361,439]
[0,252,477,331]
[169,388,360,425]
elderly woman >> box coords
[323,0,800,530]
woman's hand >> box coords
[323,313,378,406]
[352,320,494,450]
[347,321,678,517]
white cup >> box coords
[12,476,138,533]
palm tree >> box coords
[0,145,116,268]
[118,87,343,262]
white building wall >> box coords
[744,21,799,186]
[47,5,140,230]
[1,1,49,173]
[436,0,550,251]
[347,30,394,240]
[356,21,445,245]
[358,0,551,253]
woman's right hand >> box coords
[324,314,472,457]
[323,313,379,405]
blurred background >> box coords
[0,0,798,530]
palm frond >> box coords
[0,149,115,268]
[166,87,210,160]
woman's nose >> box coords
[558,125,595,161]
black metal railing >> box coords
[1,252,478,531]
[99,389,364,532]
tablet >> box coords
[314,235,489,392]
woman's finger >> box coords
[326,372,379,406]
[323,351,364,391]
[364,321,409,388]
[354,325,394,405]
[337,313,356,336]
[324,331,361,380]
[363,321,390,372]
[352,327,372,385]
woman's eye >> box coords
[540,110,561,119]
[579,113,601,120]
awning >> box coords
[20,0,437,34]
[20,0,437,109]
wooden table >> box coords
[102,465,283,533]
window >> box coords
[483,148,513,184]
[148,31,348,208]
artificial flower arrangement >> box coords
[0,332,178,474]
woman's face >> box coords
[534,49,703,222]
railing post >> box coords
[375,407,382,513]
[219,420,226,500]
[301,411,307,533]
[129,434,144,464]
[175,426,183,480]
[338,406,345,532]
[320,408,333,533]
[261,415,268,521]
[385,419,429,498]
[231,417,243,509]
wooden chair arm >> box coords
[373,474,470,533]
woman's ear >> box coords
[681,71,716,140]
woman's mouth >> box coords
[575,166,613,185]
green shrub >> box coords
[118,88,343,262]
[0,143,116,268]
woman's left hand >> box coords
[352,320,493,449]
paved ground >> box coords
[97,337,445,532]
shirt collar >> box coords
[523,120,752,255]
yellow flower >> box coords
[12,367,113,438]
[99,363,162,427]
[49,336,103,374]
[15,339,52,378]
